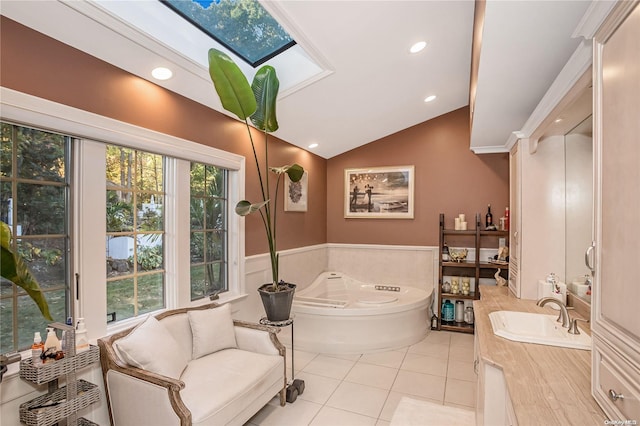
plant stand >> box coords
[259,317,305,403]
[19,322,100,426]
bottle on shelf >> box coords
[430,314,438,330]
[31,332,44,367]
[44,327,61,351]
[442,243,450,261]
[464,306,475,324]
[504,207,509,231]
[61,316,72,353]
[442,299,454,323]
[485,204,493,228]
[455,300,465,323]
[44,327,61,353]
[76,318,90,353]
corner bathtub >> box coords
[292,272,432,354]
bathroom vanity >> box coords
[474,285,605,425]
[591,2,640,421]
[477,1,639,423]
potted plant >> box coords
[208,48,304,321]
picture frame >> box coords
[284,171,308,212]
[344,166,414,219]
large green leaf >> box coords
[0,221,10,247]
[269,164,304,182]
[285,164,304,182]
[0,222,53,321]
[250,65,279,133]
[235,200,269,216]
[208,48,257,120]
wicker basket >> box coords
[20,345,100,385]
[19,379,100,426]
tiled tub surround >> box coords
[325,244,437,295]
[239,244,438,323]
[474,285,605,424]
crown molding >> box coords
[573,0,618,39]
[470,144,510,155]
[519,40,592,138]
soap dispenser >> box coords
[546,272,559,293]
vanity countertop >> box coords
[474,285,606,425]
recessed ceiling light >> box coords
[308,143,319,149]
[554,118,563,123]
[410,41,427,54]
[424,95,437,103]
[152,67,173,80]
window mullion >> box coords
[75,139,107,340]
[169,159,191,307]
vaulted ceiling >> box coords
[2,1,599,158]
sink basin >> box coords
[489,310,591,350]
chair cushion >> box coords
[188,304,237,359]
[179,348,283,424]
[114,315,189,379]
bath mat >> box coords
[390,397,475,426]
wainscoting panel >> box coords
[326,244,437,294]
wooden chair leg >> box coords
[280,387,286,406]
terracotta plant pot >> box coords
[258,283,296,322]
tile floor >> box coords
[246,330,476,426]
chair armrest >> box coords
[98,334,191,426]
[233,320,286,357]
[105,370,184,426]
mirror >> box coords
[565,115,593,303]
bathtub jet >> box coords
[292,272,432,354]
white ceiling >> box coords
[2,0,599,159]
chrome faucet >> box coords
[536,297,571,328]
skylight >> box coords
[161,0,296,67]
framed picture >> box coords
[344,166,414,219]
[284,171,308,212]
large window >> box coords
[106,146,165,323]
[190,163,228,300]
[0,123,71,353]
[2,89,244,341]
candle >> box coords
[455,217,461,230]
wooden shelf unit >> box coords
[437,213,508,333]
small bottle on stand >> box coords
[31,332,44,367]
[43,327,61,363]
[75,318,90,353]
[442,243,450,262]
[485,204,493,229]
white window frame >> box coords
[0,87,246,340]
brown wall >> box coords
[327,107,509,246]
[2,17,509,253]
[0,17,326,256]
